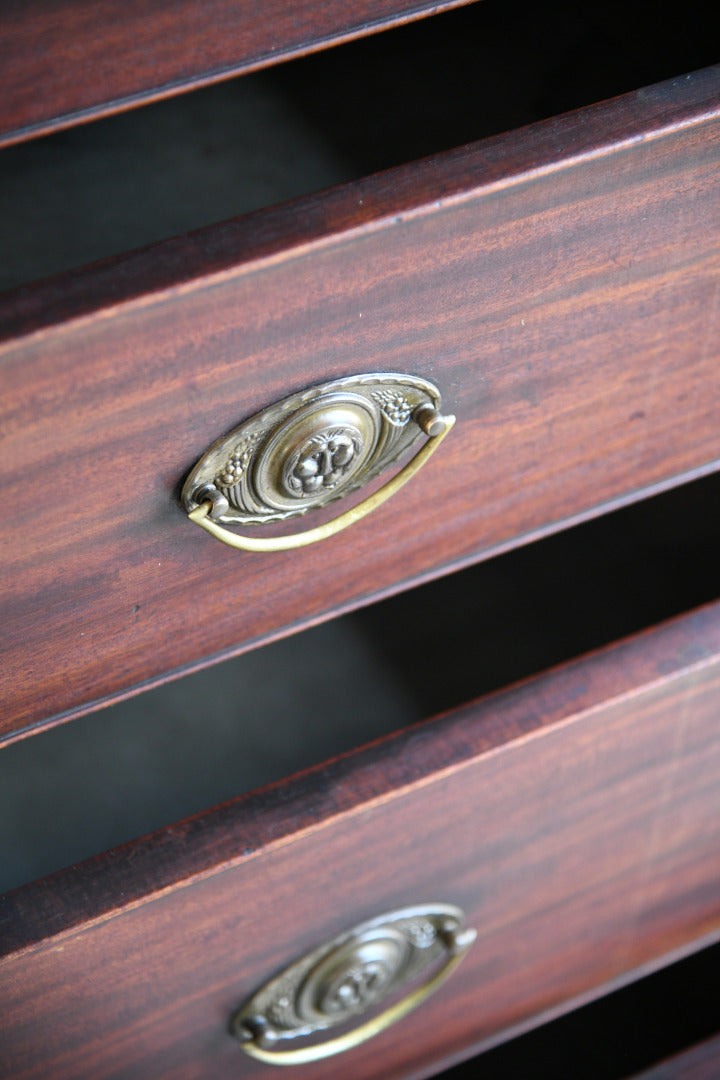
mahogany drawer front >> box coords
[0,0,474,148]
[2,66,720,744]
[2,600,720,1079]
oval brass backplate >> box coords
[182,373,443,526]
[231,904,476,1065]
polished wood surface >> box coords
[0,0,474,148]
[437,941,720,1079]
[2,67,719,742]
[2,601,720,1078]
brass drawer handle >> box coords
[182,374,454,552]
[231,904,476,1065]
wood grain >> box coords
[2,601,720,1079]
[0,0,474,148]
[1,67,720,742]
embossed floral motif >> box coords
[267,991,298,1030]
[407,919,436,949]
[216,437,257,488]
[322,959,395,1016]
[288,427,362,497]
[371,389,412,425]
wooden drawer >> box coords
[440,939,720,1078]
[2,476,720,1078]
[0,0,475,146]
[1,58,720,742]
[2,5,720,1076]
[2,582,720,1078]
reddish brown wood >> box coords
[0,0,474,148]
[2,601,720,1079]
[5,65,720,343]
[1,68,720,743]
[631,1035,720,1079]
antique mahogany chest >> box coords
[1,2,719,1077]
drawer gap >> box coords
[1,0,719,290]
[1,470,719,894]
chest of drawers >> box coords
[1,3,720,1076]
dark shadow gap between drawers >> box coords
[1,0,719,289]
[1,471,719,894]
[438,939,720,1080]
